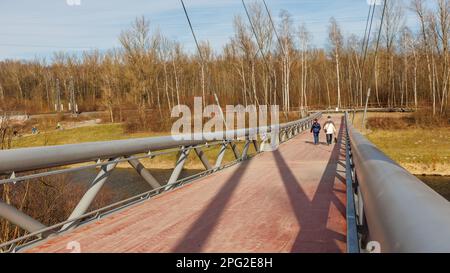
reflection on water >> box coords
[417,175,450,201]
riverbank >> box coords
[10,123,256,170]
[416,175,450,201]
[366,128,449,176]
[351,112,450,176]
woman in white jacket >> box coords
[323,116,337,145]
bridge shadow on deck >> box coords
[171,159,250,252]
[170,117,347,253]
[273,117,346,252]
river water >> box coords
[416,175,450,201]
[68,168,202,203]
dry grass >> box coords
[351,111,450,175]
[11,123,165,148]
[366,128,450,175]
[11,122,258,171]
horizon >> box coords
[0,0,421,61]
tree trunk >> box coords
[201,64,206,106]
[251,61,259,106]
[163,62,171,111]
[172,58,181,109]
[375,55,380,107]
[335,49,342,109]
[0,82,4,102]
[413,49,418,109]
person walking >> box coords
[323,116,337,145]
[310,119,321,145]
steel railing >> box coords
[0,112,321,252]
[344,112,450,253]
[344,114,359,253]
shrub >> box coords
[367,117,412,130]
[0,173,114,244]
[367,108,450,130]
[122,109,173,133]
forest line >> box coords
[0,0,448,122]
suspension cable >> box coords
[262,0,286,57]
[180,0,204,64]
[371,0,388,77]
[241,0,273,76]
[360,1,377,74]
[362,0,388,128]
[361,1,375,57]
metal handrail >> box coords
[345,112,450,253]
[0,113,321,174]
[0,112,321,252]
[344,113,359,253]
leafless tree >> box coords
[328,17,343,109]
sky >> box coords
[0,0,420,61]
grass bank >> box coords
[352,112,450,176]
[10,123,256,170]
[11,112,449,175]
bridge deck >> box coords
[24,116,347,253]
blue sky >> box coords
[0,0,419,60]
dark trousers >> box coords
[313,133,319,144]
[326,134,333,145]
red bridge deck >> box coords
[24,117,347,253]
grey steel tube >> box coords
[167,148,190,186]
[0,201,47,233]
[0,135,203,174]
[348,123,450,252]
[0,113,321,175]
[128,159,162,189]
[214,143,228,169]
[61,159,118,231]
[194,148,212,170]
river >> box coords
[68,168,203,203]
[416,175,450,201]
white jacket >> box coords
[324,121,336,134]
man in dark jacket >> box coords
[310,119,321,145]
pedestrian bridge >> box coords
[1,113,450,253]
